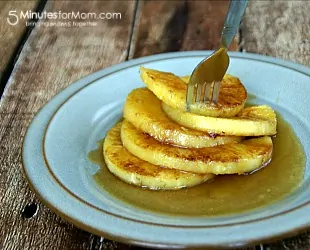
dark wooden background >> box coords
[0,1,309,249]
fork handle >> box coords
[221,0,248,49]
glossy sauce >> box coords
[89,114,306,216]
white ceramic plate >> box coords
[23,51,310,248]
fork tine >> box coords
[203,82,212,103]
[195,82,203,103]
[201,82,207,102]
[193,83,198,102]
[211,81,221,103]
[186,83,195,109]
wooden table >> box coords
[1,1,309,249]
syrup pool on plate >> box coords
[88,114,306,216]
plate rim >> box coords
[22,51,310,248]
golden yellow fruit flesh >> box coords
[123,88,242,148]
[103,122,214,190]
[140,67,247,117]
[163,103,277,136]
[121,120,273,175]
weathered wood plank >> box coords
[242,1,310,249]
[265,232,310,250]
[131,0,238,59]
[0,1,39,77]
[241,0,310,66]
[181,0,239,51]
[0,1,135,249]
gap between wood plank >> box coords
[0,0,48,98]
[238,27,244,52]
[127,0,140,60]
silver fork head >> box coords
[188,81,222,104]
[186,48,229,110]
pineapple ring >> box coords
[162,103,277,136]
[123,88,242,148]
[140,67,247,118]
[121,120,273,175]
[103,122,214,190]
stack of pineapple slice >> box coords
[103,67,277,190]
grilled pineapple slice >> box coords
[103,122,214,190]
[140,67,247,117]
[163,103,277,136]
[123,88,242,148]
[121,120,273,175]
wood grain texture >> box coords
[241,0,310,66]
[131,0,238,59]
[180,0,239,51]
[0,0,135,249]
[1,0,309,249]
[266,232,310,250]
[0,1,39,76]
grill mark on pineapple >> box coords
[121,161,159,177]
[104,121,215,189]
[142,68,247,110]
[146,71,187,93]
[218,77,247,106]
[107,127,188,178]
[124,121,272,166]
[124,88,238,148]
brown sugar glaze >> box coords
[88,113,306,216]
